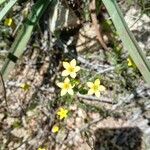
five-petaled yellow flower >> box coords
[20,83,30,91]
[57,108,68,120]
[52,125,59,133]
[4,18,13,26]
[62,59,80,78]
[56,77,74,96]
[87,79,106,98]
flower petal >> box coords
[62,70,69,76]
[88,89,94,95]
[99,85,106,91]
[87,82,94,88]
[70,59,76,66]
[59,115,64,120]
[94,79,100,86]
[70,72,76,78]
[64,77,70,83]
[63,62,70,69]
[57,108,62,115]
[64,109,68,114]
[68,89,74,95]
[56,82,63,88]
[61,89,67,96]
[95,91,100,98]
[74,66,80,72]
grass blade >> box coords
[0,0,6,6]
[1,0,52,80]
[102,0,150,85]
[0,0,17,22]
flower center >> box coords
[62,112,65,116]
[68,66,75,72]
[63,83,70,89]
[93,85,99,91]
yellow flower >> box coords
[127,58,133,67]
[52,125,59,133]
[4,18,13,26]
[62,59,80,78]
[38,148,46,150]
[57,108,68,120]
[20,83,30,91]
[127,57,136,68]
[56,77,74,96]
[87,79,106,98]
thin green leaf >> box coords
[102,0,150,85]
[1,0,52,80]
[0,0,6,5]
[0,0,17,22]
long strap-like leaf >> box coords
[1,0,52,80]
[102,0,150,85]
[0,0,6,6]
[0,0,17,22]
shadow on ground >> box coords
[94,127,142,150]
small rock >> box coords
[88,112,100,120]
[66,118,75,129]
[74,133,83,146]
[67,131,75,146]
[68,139,73,146]
[17,144,26,150]
[69,104,77,111]
[26,110,35,117]
[8,142,14,150]
[13,143,20,149]
[55,144,67,150]
[56,129,67,143]
[0,113,4,121]
[75,117,85,128]
[11,128,29,139]
[5,117,16,127]
[77,143,91,150]
[77,108,87,119]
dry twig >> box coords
[90,0,109,51]
[0,72,7,106]
[77,93,114,104]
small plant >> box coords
[57,59,106,98]
[52,59,106,133]
[53,59,107,134]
